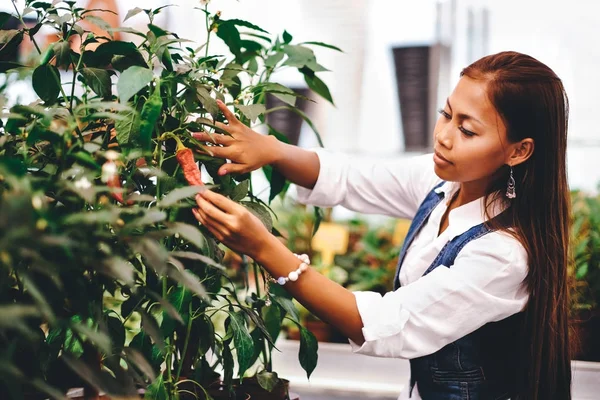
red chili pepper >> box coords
[102,160,131,205]
[174,140,203,186]
[107,174,126,204]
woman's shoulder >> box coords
[460,229,529,275]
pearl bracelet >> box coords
[268,253,310,286]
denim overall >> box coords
[393,182,522,400]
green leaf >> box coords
[282,30,293,44]
[231,179,249,201]
[196,86,218,119]
[576,262,589,280]
[140,310,165,352]
[226,19,269,33]
[257,370,280,392]
[227,312,254,379]
[114,107,140,146]
[298,324,318,379]
[123,348,156,382]
[0,305,40,330]
[264,52,284,68]
[102,257,136,286]
[167,222,206,249]
[124,7,144,22]
[222,340,234,388]
[241,201,273,232]
[168,267,207,300]
[84,15,114,37]
[72,323,112,355]
[32,64,61,103]
[313,206,325,235]
[239,306,276,348]
[0,29,22,51]
[138,81,162,151]
[0,61,24,72]
[144,374,168,400]
[170,251,226,271]
[264,164,287,204]
[130,330,164,373]
[301,67,334,105]
[300,41,344,52]
[266,105,324,147]
[236,104,265,124]
[159,185,205,207]
[61,355,113,395]
[53,41,71,68]
[106,315,125,349]
[80,67,112,98]
[127,210,167,228]
[263,303,283,346]
[168,286,191,317]
[274,297,300,323]
[255,82,297,106]
[118,66,153,103]
[217,22,242,59]
[0,12,12,29]
[148,23,169,38]
[282,45,316,68]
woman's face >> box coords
[432,76,510,188]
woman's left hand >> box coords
[193,189,272,260]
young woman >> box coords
[192,51,572,399]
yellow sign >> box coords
[311,222,349,266]
[392,219,411,246]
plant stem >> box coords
[11,1,41,54]
[253,259,261,299]
[69,47,84,111]
[204,6,210,58]
[175,302,193,382]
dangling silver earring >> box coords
[506,166,516,199]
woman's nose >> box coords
[435,125,453,149]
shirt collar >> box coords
[435,181,505,239]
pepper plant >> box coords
[0,1,338,398]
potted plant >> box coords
[0,0,339,398]
[569,189,600,361]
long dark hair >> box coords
[462,51,572,399]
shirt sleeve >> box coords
[295,149,441,219]
[348,231,529,359]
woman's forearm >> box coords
[255,234,366,345]
[271,140,321,190]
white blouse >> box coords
[295,149,529,399]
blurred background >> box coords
[2,1,599,398]
[4,0,600,196]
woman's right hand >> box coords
[192,100,282,177]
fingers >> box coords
[193,131,233,145]
[218,163,248,176]
[217,99,239,125]
[196,193,234,221]
[192,208,228,241]
[196,144,231,159]
[197,190,239,214]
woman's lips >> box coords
[433,150,453,166]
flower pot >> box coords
[571,311,600,361]
[187,378,299,400]
[234,377,299,400]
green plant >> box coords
[0,1,338,398]
[569,190,600,317]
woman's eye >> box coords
[437,109,451,119]
[459,126,476,137]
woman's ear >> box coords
[508,138,535,166]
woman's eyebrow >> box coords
[446,98,484,126]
